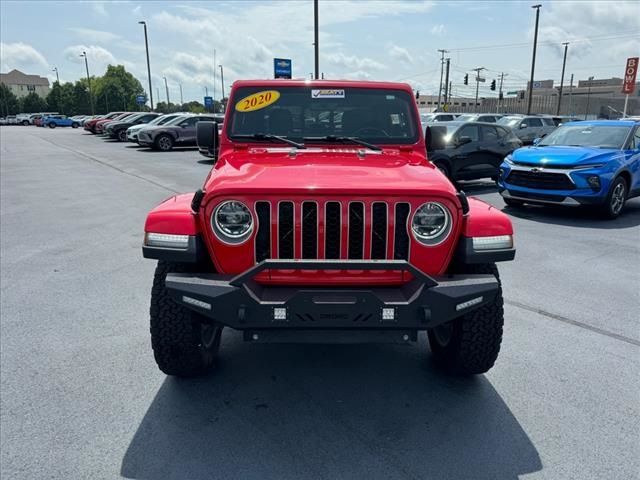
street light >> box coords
[527,4,542,115]
[79,51,95,115]
[51,67,60,84]
[219,65,225,101]
[556,42,569,115]
[585,76,594,120]
[472,67,486,113]
[138,21,154,110]
[163,76,170,105]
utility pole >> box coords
[51,67,60,83]
[79,52,94,115]
[585,75,594,120]
[219,65,225,101]
[138,21,154,111]
[473,67,486,113]
[313,0,319,79]
[443,58,450,109]
[179,83,183,105]
[213,48,216,102]
[527,4,542,115]
[498,72,507,113]
[163,76,170,105]
[568,73,574,115]
[437,49,447,109]
[556,42,569,115]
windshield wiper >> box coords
[303,135,382,151]
[233,133,306,149]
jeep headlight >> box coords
[411,202,452,245]
[212,200,253,243]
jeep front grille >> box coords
[255,201,411,262]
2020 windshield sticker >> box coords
[235,90,281,112]
[311,89,345,99]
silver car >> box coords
[498,115,556,144]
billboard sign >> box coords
[274,58,292,79]
[622,57,639,94]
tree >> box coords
[181,101,206,113]
[21,92,48,113]
[46,81,75,115]
[71,80,92,115]
[95,65,145,112]
[0,83,20,116]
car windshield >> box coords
[498,116,523,127]
[148,115,174,126]
[538,124,631,149]
[421,114,434,123]
[164,115,192,126]
[456,114,475,122]
[228,86,419,145]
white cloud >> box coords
[68,28,121,44]
[132,5,142,16]
[92,1,108,17]
[388,44,413,65]
[430,24,446,36]
[63,45,118,74]
[323,52,385,71]
[0,42,48,71]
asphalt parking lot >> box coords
[1,126,639,480]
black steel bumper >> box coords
[165,260,499,332]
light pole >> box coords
[79,52,94,115]
[437,49,447,109]
[498,72,508,113]
[585,76,594,120]
[313,0,319,79]
[527,4,542,115]
[556,42,569,115]
[138,21,154,110]
[219,65,225,100]
[163,76,170,105]
[179,83,183,105]
[51,67,60,84]
[473,67,486,113]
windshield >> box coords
[456,114,475,122]
[165,115,193,126]
[149,115,176,126]
[538,124,631,149]
[228,86,419,145]
[498,116,523,127]
[420,114,434,123]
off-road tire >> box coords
[503,197,524,208]
[155,134,174,151]
[428,263,504,375]
[150,261,222,377]
[599,176,627,219]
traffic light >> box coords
[519,90,525,100]
[415,90,420,99]
[490,79,496,91]
[463,74,468,85]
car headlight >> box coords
[211,200,253,243]
[411,202,452,245]
[504,155,514,165]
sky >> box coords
[1,0,638,104]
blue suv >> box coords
[498,120,640,218]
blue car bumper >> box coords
[498,162,614,206]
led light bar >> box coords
[145,232,190,249]
[456,296,483,312]
[472,235,513,251]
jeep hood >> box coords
[203,147,456,198]
[511,145,621,167]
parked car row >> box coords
[83,111,224,151]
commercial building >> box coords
[0,69,50,99]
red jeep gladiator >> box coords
[142,80,515,377]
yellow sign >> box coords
[235,90,280,112]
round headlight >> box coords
[411,202,451,245]
[212,200,253,243]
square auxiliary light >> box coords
[273,307,287,321]
[382,308,395,321]
[472,235,513,251]
[145,232,189,249]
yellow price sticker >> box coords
[235,90,281,112]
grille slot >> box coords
[324,202,341,259]
[302,202,318,259]
[348,203,364,259]
[507,170,575,190]
[278,202,294,259]
[255,202,271,262]
[371,202,387,259]
[393,203,410,260]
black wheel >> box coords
[72,122,79,129]
[48,123,56,128]
[22,120,29,126]
[433,161,451,179]
[428,263,504,375]
[600,176,627,219]
[155,134,174,151]
[150,261,222,377]
[503,197,524,208]
[117,129,127,141]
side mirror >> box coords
[532,137,542,145]
[457,136,472,146]
[196,121,219,160]
[519,123,527,129]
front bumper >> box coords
[163,260,499,332]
